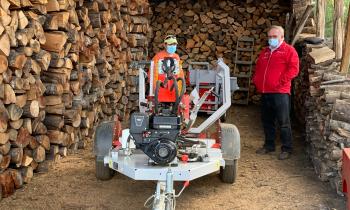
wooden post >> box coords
[316,0,326,39]
[340,2,350,74]
[292,5,314,45]
[285,13,294,43]
[333,0,344,59]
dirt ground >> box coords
[0,105,347,210]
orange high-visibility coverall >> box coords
[150,50,184,102]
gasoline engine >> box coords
[130,57,185,165]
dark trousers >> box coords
[261,93,292,152]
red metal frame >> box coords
[343,148,350,209]
[112,115,122,148]
[156,74,179,103]
[197,120,222,149]
[181,94,190,120]
[198,85,217,111]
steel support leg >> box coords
[152,169,175,210]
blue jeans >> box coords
[261,93,292,152]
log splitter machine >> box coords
[94,58,240,210]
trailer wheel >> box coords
[219,123,240,184]
[94,121,114,157]
[220,159,238,184]
[95,156,114,180]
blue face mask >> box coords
[268,38,279,48]
[166,45,177,54]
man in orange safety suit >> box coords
[150,35,185,103]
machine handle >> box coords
[135,60,151,65]
[140,102,148,107]
[211,90,220,98]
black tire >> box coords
[220,159,238,184]
[219,123,240,184]
[95,156,114,180]
[94,121,114,157]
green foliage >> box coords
[325,0,350,38]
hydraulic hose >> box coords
[176,77,186,103]
[169,77,179,114]
[177,136,206,147]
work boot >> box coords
[255,147,275,155]
[278,151,291,160]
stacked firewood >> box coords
[149,0,290,103]
[294,42,350,194]
[0,0,53,197]
[41,0,81,160]
[0,0,149,198]
[126,2,150,120]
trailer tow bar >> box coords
[144,168,190,210]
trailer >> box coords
[94,59,240,210]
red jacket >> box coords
[253,42,299,94]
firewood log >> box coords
[0,170,15,197]
[22,118,32,134]
[8,50,27,70]
[4,84,16,104]
[20,166,33,183]
[45,103,65,115]
[15,94,27,108]
[35,135,50,151]
[34,50,51,71]
[7,129,17,142]
[0,103,9,133]
[0,133,9,145]
[44,83,64,95]
[17,11,28,29]
[46,0,59,12]
[0,55,8,74]
[44,95,62,106]
[7,104,23,121]
[22,100,39,118]
[30,160,38,171]
[9,119,22,129]
[44,114,64,130]
[0,34,10,56]
[47,130,68,145]
[33,146,45,163]
[21,153,32,167]
[9,147,23,165]
[41,32,67,52]
[14,127,30,148]
[0,142,10,155]
[8,169,23,189]
[32,119,47,135]
[63,109,81,127]
[332,99,350,124]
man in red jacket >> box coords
[253,25,299,160]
